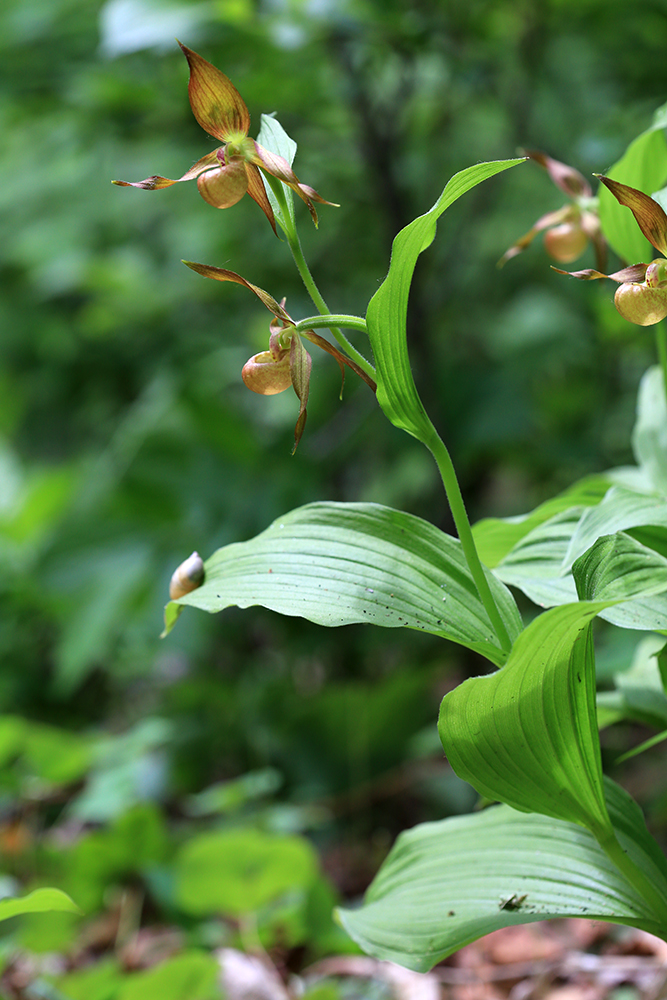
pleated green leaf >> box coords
[564,486,667,569]
[490,506,581,607]
[573,533,667,630]
[0,888,80,922]
[366,159,525,446]
[472,475,609,569]
[337,779,667,972]
[438,601,612,834]
[167,502,522,664]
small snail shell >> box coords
[169,551,205,600]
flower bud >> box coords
[169,551,205,600]
[543,222,588,263]
[614,281,667,326]
[242,351,291,395]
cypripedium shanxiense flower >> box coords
[554,176,667,326]
[183,261,376,452]
[113,43,336,235]
[499,150,605,269]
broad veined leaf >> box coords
[0,888,80,922]
[573,533,667,631]
[438,601,612,834]
[366,159,525,447]
[632,366,667,495]
[472,475,610,568]
[564,486,667,570]
[597,634,667,731]
[336,778,667,972]
[598,123,667,263]
[490,506,582,607]
[166,503,522,665]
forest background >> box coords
[3,0,667,987]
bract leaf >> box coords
[256,113,297,230]
[171,502,522,664]
[366,159,525,447]
[439,601,612,834]
[0,888,81,922]
[597,127,667,262]
[337,778,667,972]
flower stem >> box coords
[262,173,375,378]
[655,320,667,399]
[426,429,513,656]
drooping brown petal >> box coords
[250,141,338,226]
[178,43,250,142]
[244,162,277,235]
[302,330,377,393]
[523,150,592,199]
[112,150,220,190]
[596,175,667,256]
[182,262,294,323]
[497,206,572,267]
[196,155,248,209]
[289,334,312,454]
[551,262,649,283]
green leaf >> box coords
[472,475,610,568]
[337,779,667,971]
[0,888,81,922]
[117,951,220,1000]
[257,113,297,231]
[365,159,525,446]
[598,126,667,263]
[597,634,667,731]
[573,533,667,630]
[632,366,667,495]
[172,502,523,666]
[175,828,317,917]
[438,602,612,834]
[564,487,667,569]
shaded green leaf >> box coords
[472,475,609,568]
[565,487,667,569]
[366,159,525,446]
[117,951,219,1000]
[337,779,667,972]
[573,533,667,630]
[175,828,317,917]
[171,502,523,665]
[632,365,667,495]
[438,602,612,834]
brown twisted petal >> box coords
[112,150,220,190]
[523,150,592,199]
[169,552,205,600]
[551,263,649,283]
[182,262,293,323]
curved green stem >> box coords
[655,320,667,400]
[294,314,368,336]
[426,430,513,656]
[596,826,667,929]
[262,173,375,378]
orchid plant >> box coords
[117,49,667,968]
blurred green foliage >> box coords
[3,0,667,989]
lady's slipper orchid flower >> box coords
[113,44,336,235]
[183,261,376,452]
[554,176,667,326]
[499,151,604,269]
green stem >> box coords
[427,431,513,656]
[596,826,667,929]
[294,314,369,336]
[655,320,667,400]
[262,173,375,379]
